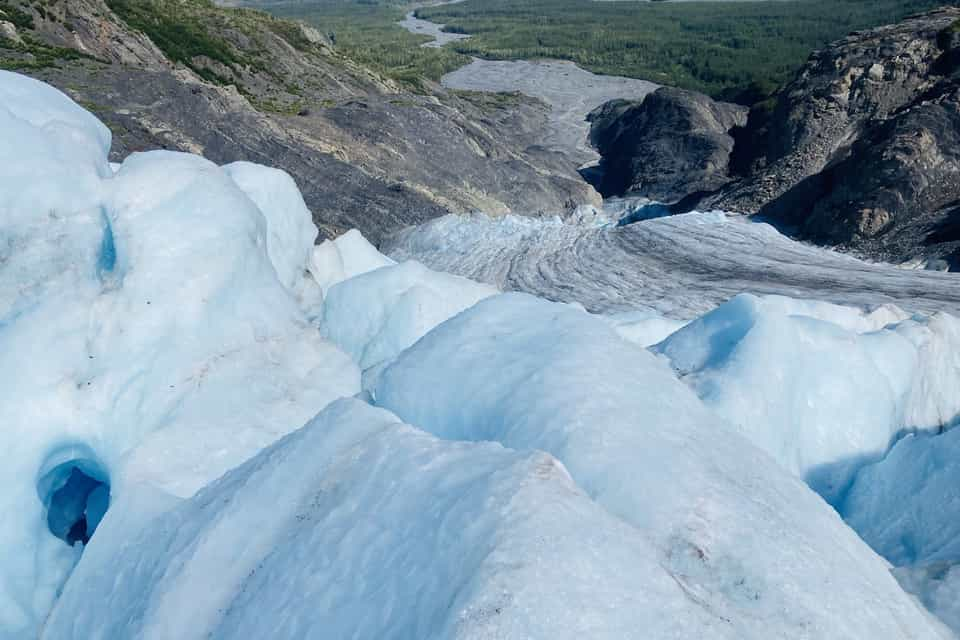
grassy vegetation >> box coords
[7,0,949,104]
[0,35,94,71]
[417,0,947,100]
[264,1,468,91]
[105,0,247,82]
[0,0,100,72]
[104,0,337,90]
[0,0,34,30]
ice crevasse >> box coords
[0,69,954,639]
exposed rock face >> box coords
[712,7,960,267]
[761,86,960,261]
[586,88,747,201]
[717,9,958,208]
[585,7,960,267]
[0,21,22,44]
[2,0,597,244]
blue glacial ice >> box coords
[0,68,957,639]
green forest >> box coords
[267,0,949,100]
[267,1,469,90]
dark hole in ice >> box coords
[37,452,110,547]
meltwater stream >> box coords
[398,8,472,48]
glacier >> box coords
[1,68,959,639]
[322,258,498,370]
[653,293,960,505]
[841,427,960,635]
[371,292,952,638]
[385,210,960,317]
[0,70,359,636]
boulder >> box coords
[587,87,747,201]
[0,21,21,45]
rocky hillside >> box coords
[0,0,597,243]
[720,6,960,268]
[589,7,960,269]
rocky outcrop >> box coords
[585,7,960,268]
[586,87,747,201]
[716,8,959,208]
[1,0,597,244]
[760,86,960,263]
[0,21,22,44]
[711,7,960,268]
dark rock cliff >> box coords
[742,8,960,267]
[589,7,960,268]
[586,88,747,202]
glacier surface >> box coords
[0,71,359,637]
[654,293,960,504]
[841,427,960,635]
[2,69,959,639]
[321,259,498,370]
[372,292,951,638]
[386,211,960,317]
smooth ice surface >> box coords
[222,161,318,292]
[373,293,948,639]
[842,428,960,635]
[47,398,757,640]
[845,429,960,566]
[601,308,687,346]
[386,212,960,318]
[322,259,498,370]
[309,228,395,296]
[0,71,358,638]
[655,294,960,503]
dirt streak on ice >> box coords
[386,212,960,318]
